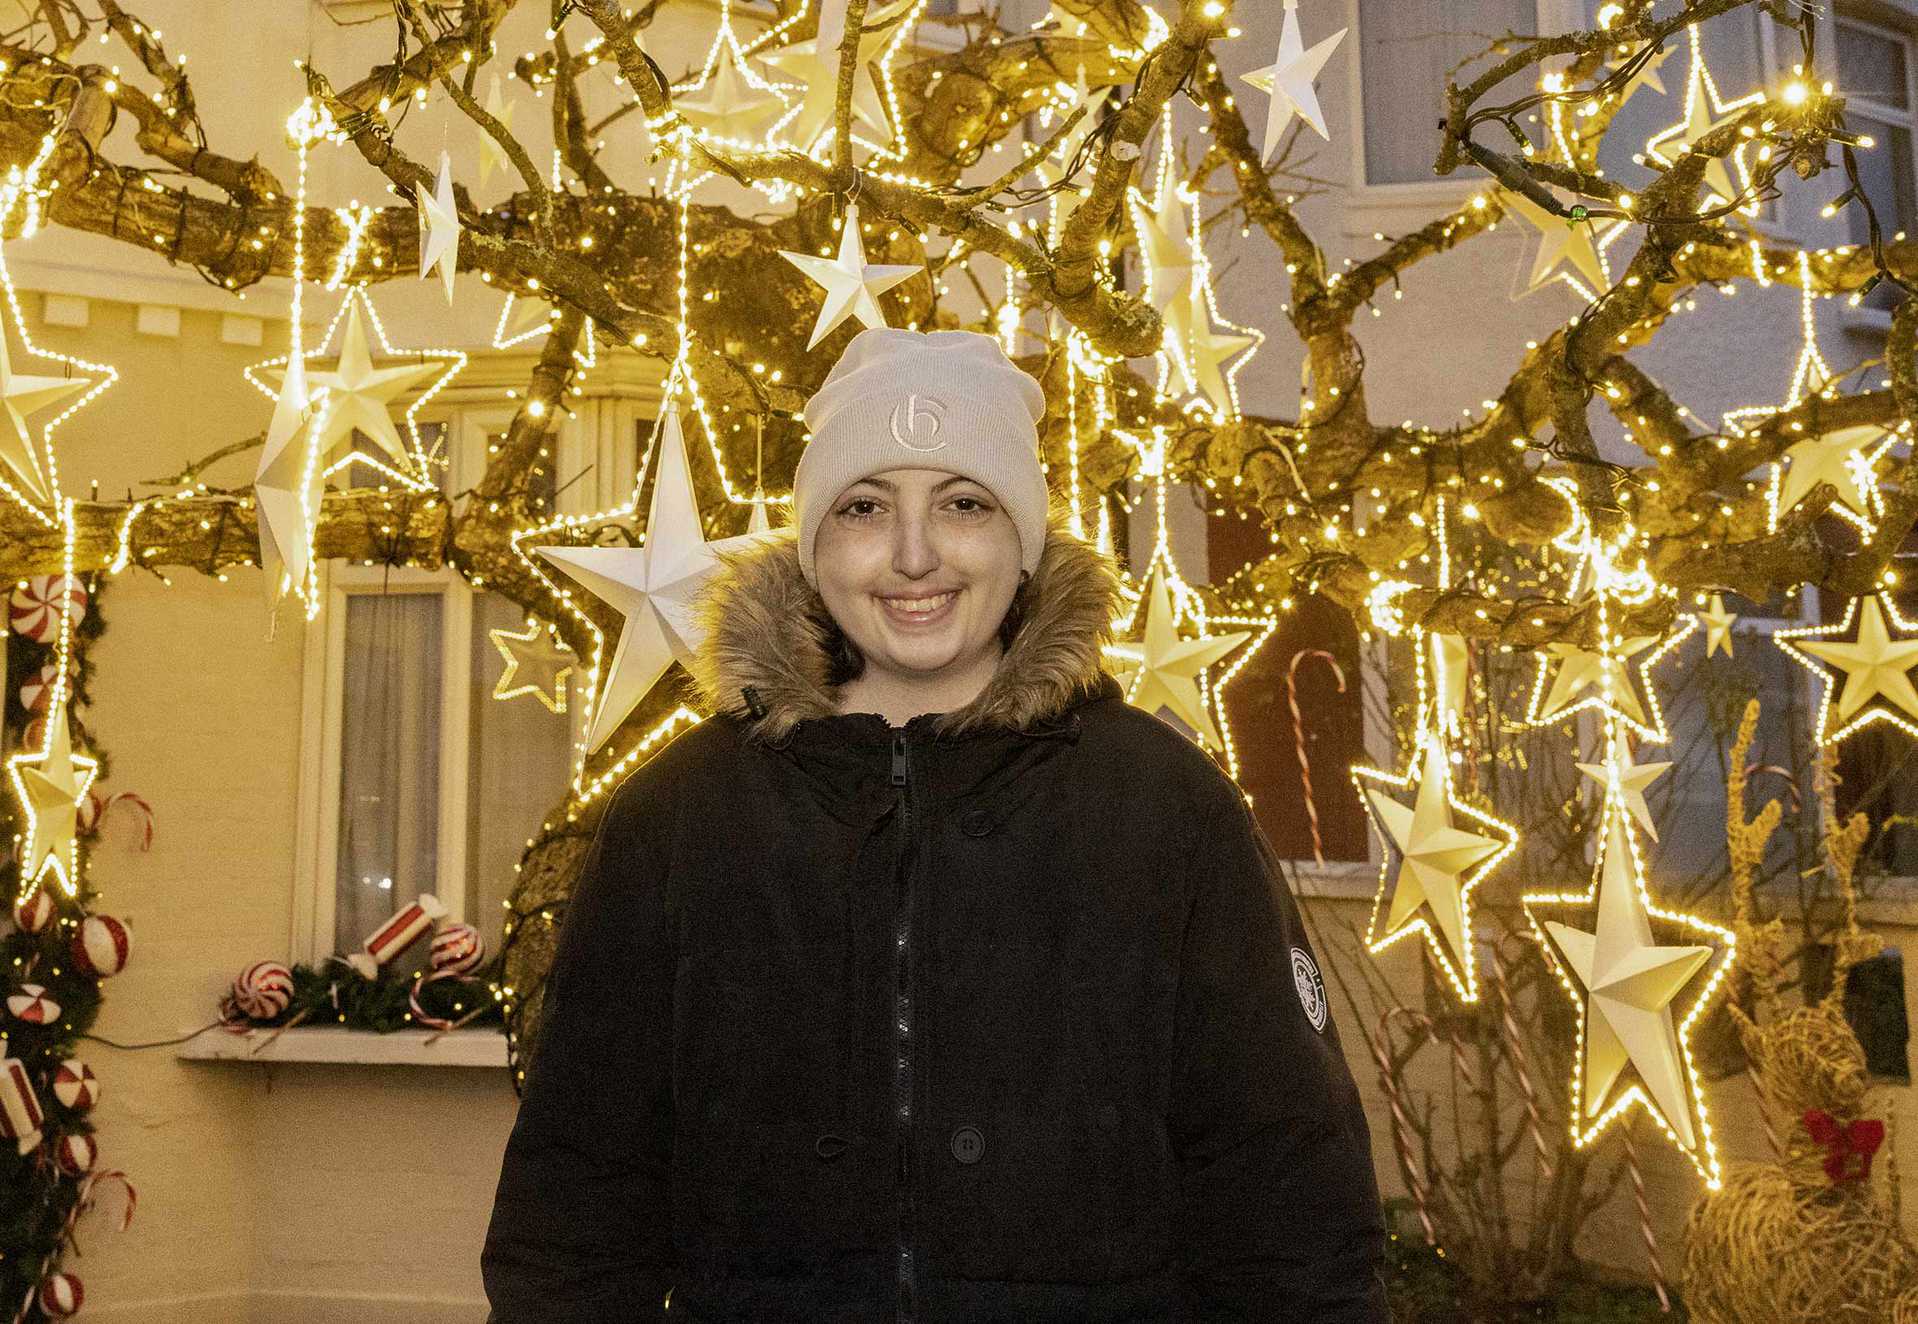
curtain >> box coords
[1358,0,1535,186]
[335,591,443,978]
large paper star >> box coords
[1772,424,1891,526]
[1701,593,1737,658]
[1353,734,1514,1001]
[1429,631,1470,729]
[761,0,918,155]
[490,618,576,714]
[1607,40,1675,106]
[1525,802,1732,1177]
[416,149,460,304]
[1576,754,1670,841]
[477,74,517,189]
[676,30,789,139]
[777,200,918,350]
[7,696,97,902]
[1109,563,1249,752]
[1778,594,1918,746]
[1176,286,1259,416]
[1646,36,1761,210]
[1527,618,1695,743]
[1238,0,1346,158]
[0,242,111,509]
[530,408,783,755]
[1496,187,1607,296]
[252,353,328,608]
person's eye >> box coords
[837,498,879,521]
[951,496,994,516]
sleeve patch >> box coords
[1291,946,1328,1033]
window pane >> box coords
[1839,21,1909,110]
[1358,0,1535,185]
[335,592,443,975]
[1847,115,1917,241]
[346,420,449,492]
[468,594,575,955]
[491,429,558,515]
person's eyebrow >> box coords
[847,475,977,494]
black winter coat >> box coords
[482,503,1389,1323]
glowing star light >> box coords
[1770,424,1893,532]
[416,149,460,304]
[1645,22,1764,212]
[6,696,98,901]
[1776,593,1918,747]
[490,618,576,714]
[1495,187,1608,297]
[1111,562,1250,753]
[761,0,919,156]
[1238,0,1346,158]
[777,200,918,350]
[1701,593,1738,658]
[1527,617,1695,744]
[676,25,789,140]
[0,241,114,511]
[1576,754,1670,841]
[1353,733,1515,1002]
[1524,797,1733,1183]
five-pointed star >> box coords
[7,698,98,900]
[1576,755,1671,841]
[777,200,918,351]
[1532,809,1721,1154]
[252,354,328,607]
[1606,40,1674,106]
[1111,563,1249,751]
[490,618,576,714]
[1175,286,1259,415]
[1651,62,1742,206]
[1238,2,1347,158]
[1131,183,1199,314]
[1496,187,1606,295]
[1702,592,1738,658]
[476,74,517,189]
[263,293,451,476]
[761,0,918,154]
[1791,595,1918,734]
[1360,736,1510,993]
[0,316,95,507]
[1532,633,1665,738]
[416,149,460,304]
[676,33,789,139]
[1775,424,1888,522]
[532,409,784,754]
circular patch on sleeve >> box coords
[1291,946,1328,1033]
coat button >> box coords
[950,1124,985,1164]
[1096,1104,1120,1132]
[959,809,993,836]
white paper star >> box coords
[1773,424,1890,524]
[477,74,517,190]
[532,408,784,754]
[1701,593,1738,658]
[7,696,97,901]
[1528,619,1696,744]
[1496,187,1607,296]
[1238,0,1346,158]
[777,200,918,351]
[1576,755,1671,841]
[1111,563,1248,751]
[416,149,460,304]
[0,302,97,507]
[252,354,328,608]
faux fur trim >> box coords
[681,501,1125,745]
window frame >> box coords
[1832,5,1918,329]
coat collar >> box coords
[681,503,1127,749]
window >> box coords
[1836,14,1918,308]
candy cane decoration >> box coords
[1285,649,1347,866]
[1491,947,1555,1182]
[1743,763,1801,813]
[1621,1120,1672,1312]
[1368,1006,1439,1245]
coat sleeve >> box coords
[1168,777,1389,1324]
[482,773,680,1323]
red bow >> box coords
[1802,1109,1885,1185]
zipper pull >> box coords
[892,733,908,787]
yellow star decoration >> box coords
[1352,733,1515,1003]
[7,695,98,903]
[1525,616,1696,743]
[1523,788,1734,1184]
[1429,630,1470,728]
[1576,753,1669,841]
[1644,21,1764,214]
[1495,186,1608,298]
[1775,593,1918,747]
[1110,561,1250,753]
[759,0,921,160]
[1768,424,1894,534]
[1701,592,1737,658]
[490,618,577,714]
[0,239,116,513]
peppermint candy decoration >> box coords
[8,983,60,1025]
[37,1271,83,1318]
[13,887,56,934]
[53,1060,97,1112]
[0,1056,44,1154]
[9,574,87,643]
[55,1131,96,1177]
[430,923,486,976]
[20,657,77,714]
[232,961,293,1020]
[71,914,130,978]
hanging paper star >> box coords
[6,695,97,902]
[1175,284,1260,417]
[676,27,789,140]
[252,353,328,608]
[1645,23,1764,211]
[1429,631,1471,728]
[416,149,460,304]
[1771,424,1892,528]
[777,200,918,351]
[530,408,784,754]
[1776,594,1918,747]
[761,0,919,156]
[1496,187,1607,297]
[1110,562,1249,752]
[1353,733,1514,1002]
[1607,40,1675,106]
[477,74,517,189]
[1576,754,1670,841]
[490,618,576,714]
[1238,0,1346,158]
[0,242,114,510]
[1526,618,1695,744]
[1701,593,1738,658]
[1524,799,1733,1180]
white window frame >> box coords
[289,349,669,965]
[1831,5,1918,331]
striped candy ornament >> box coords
[19,658,76,714]
[70,914,130,978]
[346,893,446,979]
[8,574,87,643]
[12,887,55,934]
[36,1272,82,1318]
[52,1060,97,1112]
[7,983,60,1025]
[54,1131,95,1177]
[0,1057,43,1155]
[431,922,485,976]
[231,961,293,1020]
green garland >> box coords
[228,954,506,1034]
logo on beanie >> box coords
[888,393,948,452]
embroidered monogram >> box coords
[888,393,948,452]
[1292,946,1328,1033]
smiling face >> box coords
[813,467,1023,703]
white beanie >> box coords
[792,326,1049,590]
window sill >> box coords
[1287,860,1378,900]
[175,1025,507,1069]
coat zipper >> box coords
[891,732,917,1324]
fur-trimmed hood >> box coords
[681,502,1126,746]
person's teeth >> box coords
[887,591,955,612]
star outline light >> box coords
[1523,614,1699,744]
[1774,591,1918,748]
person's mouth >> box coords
[875,589,959,625]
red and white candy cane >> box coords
[1363,1006,1438,1246]
[1491,947,1555,1183]
[1284,649,1347,867]
[1621,1120,1673,1312]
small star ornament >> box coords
[1238,0,1346,159]
[1576,754,1670,841]
[476,75,517,189]
[1776,594,1918,747]
[777,201,918,351]
[252,353,327,607]
[1701,593,1738,659]
[416,149,460,304]
[1771,424,1891,529]
[490,618,576,714]
[1110,563,1249,752]
[1496,187,1607,297]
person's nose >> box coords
[891,512,940,580]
